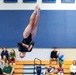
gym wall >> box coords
[0,10,76,48]
[0,0,76,60]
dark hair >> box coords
[10,49,15,54]
[2,47,7,49]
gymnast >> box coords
[17,5,40,58]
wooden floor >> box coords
[13,60,72,75]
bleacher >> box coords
[13,60,72,75]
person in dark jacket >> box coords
[1,47,9,60]
[50,47,58,64]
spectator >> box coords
[1,47,9,60]
[57,63,64,75]
[9,49,16,65]
[0,60,4,75]
[3,62,14,75]
[70,60,76,75]
[2,55,8,63]
[0,59,5,70]
[50,47,58,64]
[0,54,5,70]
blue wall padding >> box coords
[0,10,76,48]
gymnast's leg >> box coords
[28,6,40,51]
[22,5,38,48]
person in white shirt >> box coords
[70,60,76,75]
[0,53,4,69]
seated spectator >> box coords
[50,47,58,64]
[9,49,16,65]
[0,59,5,70]
[57,63,64,75]
[3,62,14,75]
[1,47,9,60]
[0,54,5,70]
[0,59,4,75]
[2,55,8,63]
[70,60,76,75]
